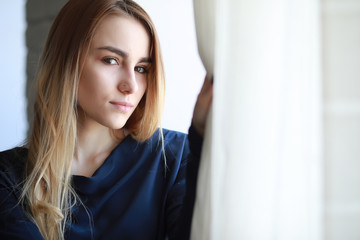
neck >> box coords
[72,118,126,177]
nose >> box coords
[118,66,138,94]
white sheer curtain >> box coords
[191,0,323,239]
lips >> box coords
[109,101,134,112]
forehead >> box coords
[91,14,150,56]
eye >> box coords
[102,57,118,65]
[135,66,148,74]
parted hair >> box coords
[22,0,165,239]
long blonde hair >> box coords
[22,1,165,239]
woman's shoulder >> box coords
[157,128,189,151]
[0,147,28,184]
[160,126,203,159]
[0,147,28,168]
[161,128,187,141]
[154,128,190,161]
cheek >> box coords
[136,83,147,105]
[139,77,148,97]
[77,80,88,101]
[77,81,92,110]
[141,82,147,97]
[78,64,109,102]
[78,71,102,107]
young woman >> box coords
[0,0,212,239]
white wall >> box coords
[136,0,205,132]
[0,0,27,151]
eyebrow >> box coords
[97,46,152,63]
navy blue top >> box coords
[0,127,202,240]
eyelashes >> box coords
[102,57,149,74]
[134,66,148,74]
[102,57,118,65]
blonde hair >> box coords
[22,0,165,239]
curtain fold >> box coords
[191,0,323,239]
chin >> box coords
[108,122,127,130]
[100,114,131,130]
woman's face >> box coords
[77,14,150,130]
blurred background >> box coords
[0,0,359,239]
[322,1,360,239]
[0,1,27,150]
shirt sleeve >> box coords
[165,125,203,240]
[0,150,44,240]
